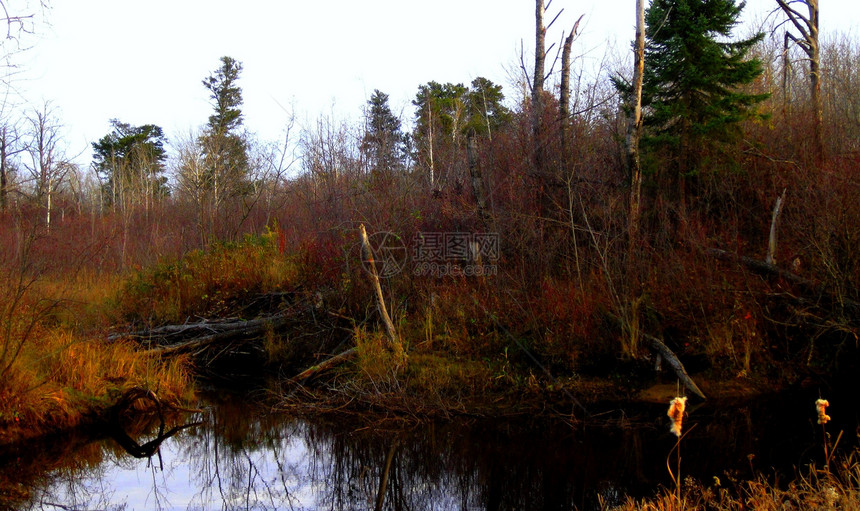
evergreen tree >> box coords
[361,89,406,175]
[642,0,768,182]
[413,81,469,142]
[465,77,511,138]
[199,56,248,195]
[411,78,510,186]
[92,120,168,206]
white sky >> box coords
[6,0,860,168]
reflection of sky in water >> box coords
[32,424,324,510]
[17,391,858,511]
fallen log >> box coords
[292,347,357,382]
[142,315,290,356]
[111,315,288,343]
[641,333,707,401]
[707,248,859,316]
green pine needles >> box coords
[642,0,769,183]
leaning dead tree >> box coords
[359,224,399,347]
[294,225,402,382]
[775,0,823,163]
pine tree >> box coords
[642,0,768,190]
[361,89,406,176]
[92,120,168,206]
[199,56,248,196]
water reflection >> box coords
[2,391,855,510]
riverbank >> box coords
[2,230,847,447]
[0,270,194,447]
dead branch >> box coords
[359,224,399,346]
[112,314,289,343]
[141,315,290,356]
[707,248,860,317]
[641,333,707,400]
[292,347,358,382]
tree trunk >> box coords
[627,0,646,247]
[532,0,546,173]
[777,0,823,163]
[359,224,399,347]
[766,189,786,265]
[809,10,823,164]
[466,130,491,226]
[642,333,707,400]
[560,18,583,178]
[0,128,7,211]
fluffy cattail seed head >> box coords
[668,396,687,437]
[815,398,830,425]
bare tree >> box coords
[627,0,646,245]
[0,122,23,210]
[21,102,71,230]
[559,15,584,177]
[775,0,823,162]
[521,0,563,175]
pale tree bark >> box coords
[627,0,646,245]
[359,224,399,348]
[23,103,71,231]
[531,0,547,173]
[559,16,584,178]
[776,0,823,163]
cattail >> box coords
[668,396,687,437]
[815,398,830,425]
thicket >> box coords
[1,26,859,436]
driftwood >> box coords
[107,386,202,459]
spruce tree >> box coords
[199,56,248,194]
[642,0,767,186]
[362,89,406,175]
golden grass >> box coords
[610,456,860,511]
[0,266,193,444]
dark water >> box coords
[1,390,857,510]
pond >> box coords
[1,389,856,510]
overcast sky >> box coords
[6,0,860,167]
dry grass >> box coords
[609,453,860,511]
[0,265,193,444]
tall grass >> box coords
[0,220,193,443]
